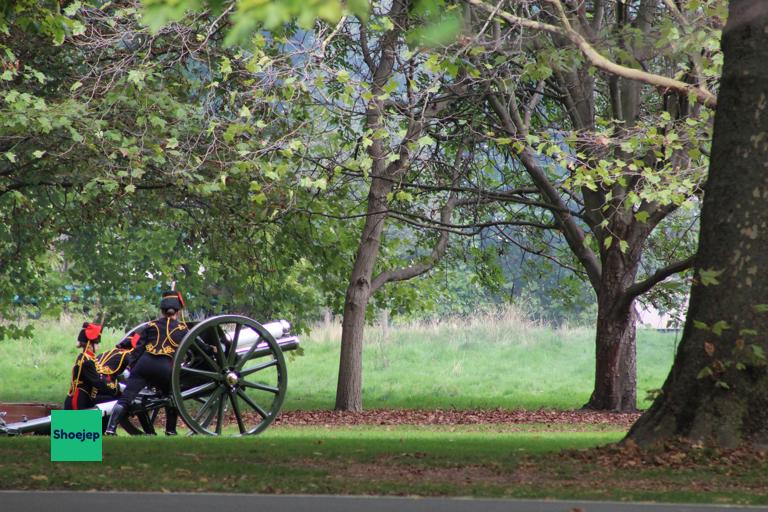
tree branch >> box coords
[620,255,695,310]
[465,0,717,108]
[494,226,587,277]
[371,162,462,293]
[390,209,557,233]
[487,90,603,290]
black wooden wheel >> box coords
[171,315,287,436]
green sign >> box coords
[51,409,103,462]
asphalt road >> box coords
[1,491,766,512]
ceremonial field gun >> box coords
[0,315,300,437]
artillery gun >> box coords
[0,315,299,436]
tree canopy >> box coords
[1,0,735,419]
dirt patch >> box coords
[272,408,642,428]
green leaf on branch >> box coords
[336,70,350,84]
[634,211,650,223]
[711,320,731,336]
[395,190,413,202]
[699,268,723,286]
[127,69,146,88]
[64,1,82,16]
[347,0,370,19]
[406,12,461,48]
[220,56,232,78]
[693,320,709,331]
[417,135,433,147]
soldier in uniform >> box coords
[104,290,188,436]
[64,322,119,410]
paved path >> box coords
[1,491,766,512]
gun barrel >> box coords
[236,335,300,358]
[225,319,291,348]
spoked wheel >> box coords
[171,315,287,436]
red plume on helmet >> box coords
[77,322,102,345]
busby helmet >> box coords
[159,290,184,313]
[77,322,102,346]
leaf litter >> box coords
[272,408,642,428]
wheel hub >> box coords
[225,371,239,387]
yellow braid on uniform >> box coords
[69,354,85,397]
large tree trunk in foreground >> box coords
[628,0,768,447]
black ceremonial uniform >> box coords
[105,290,187,436]
[95,331,140,380]
[113,317,188,410]
[64,349,118,410]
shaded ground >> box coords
[266,411,767,503]
[288,438,768,503]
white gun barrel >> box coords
[226,319,291,349]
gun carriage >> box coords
[0,314,299,437]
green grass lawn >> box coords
[0,311,680,410]
[1,425,765,504]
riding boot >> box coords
[104,404,127,436]
[165,406,178,436]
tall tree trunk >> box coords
[587,296,638,411]
[585,239,641,411]
[628,0,768,447]
[335,178,393,411]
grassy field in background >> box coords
[1,425,765,504]
[0,308,681,410]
